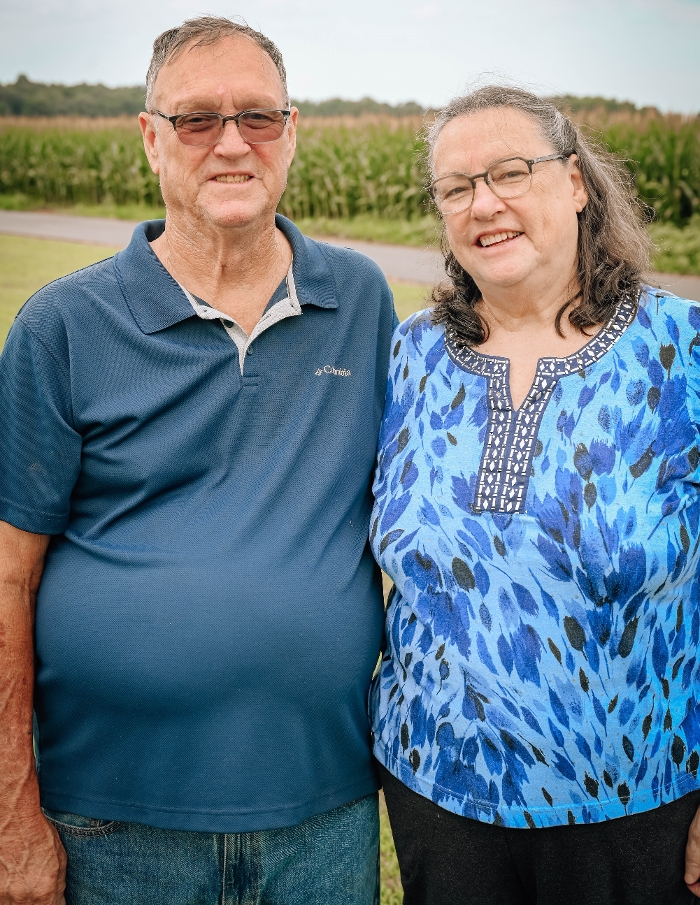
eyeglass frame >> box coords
[429,151,576,214]
[151,108,292,146]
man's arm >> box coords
[0,520,66,905]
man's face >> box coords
[140,35,297,231]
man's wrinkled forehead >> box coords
[152,34,287,111]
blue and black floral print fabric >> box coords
[370,289,700,828]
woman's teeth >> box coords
[479,231,522,247]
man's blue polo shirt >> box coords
[0,216,396,832]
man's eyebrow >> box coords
[169,96,285,113]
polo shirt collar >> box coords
[115,215,338,336]
[277,214,338,312]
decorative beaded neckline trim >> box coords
[443,297,637,513]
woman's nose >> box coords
[470,177,506,218]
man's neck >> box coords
[150,213,293,334]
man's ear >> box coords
[139,112,161,175]
[285,107,299,168]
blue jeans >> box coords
[44,794,379,905]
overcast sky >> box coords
[1,0,698,113]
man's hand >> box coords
[0,811,66,904]
[0,522,58,904]
[685,802,700,895]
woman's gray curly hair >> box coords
[427,85,653,345]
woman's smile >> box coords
[475,229,524,248]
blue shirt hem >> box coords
[40,772,380,833]
[375,741,700,828]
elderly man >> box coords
[0,17,394,905]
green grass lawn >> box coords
[390,280,430,322]
[0,232,407,901]
[0,235,119,345]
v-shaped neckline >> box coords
[444,295,637,409]
[442,295,637,513]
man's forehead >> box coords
[153,34,285,109]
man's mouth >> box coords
[212,174,253,183]
[478,230,523,248]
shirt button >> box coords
[247,346,253,355]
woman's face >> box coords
[432,107,588,300]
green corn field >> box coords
[0,122,163,208]
[280,120,428,221]
[600,119,700,225]
[0,113,698,227]
[0,117,430,219]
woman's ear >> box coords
[569,154,588,213]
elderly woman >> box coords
[371,85,700,905]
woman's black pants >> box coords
[380,762,700,905]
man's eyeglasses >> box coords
[429,153,575,215]
[152,109,291,146]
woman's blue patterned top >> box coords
[370,288,700,828]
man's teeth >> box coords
[214,174,252,183]
[479,231,522,247]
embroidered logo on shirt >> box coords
[315,365,351,376]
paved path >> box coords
[2,209,699,302]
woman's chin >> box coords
[467,262,533,293]
[451,244,533,287]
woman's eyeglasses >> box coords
[152,109,291,146]
[430,153,574,215]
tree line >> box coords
[0,75,675,120]
[0,76,424,118]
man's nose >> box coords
[213,119,251,155]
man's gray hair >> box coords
[427,84,653,345]
[145,16,289,110]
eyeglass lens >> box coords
[174,111,287,146]
[434,159,533,213]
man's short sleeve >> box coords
[0,318,82,534]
